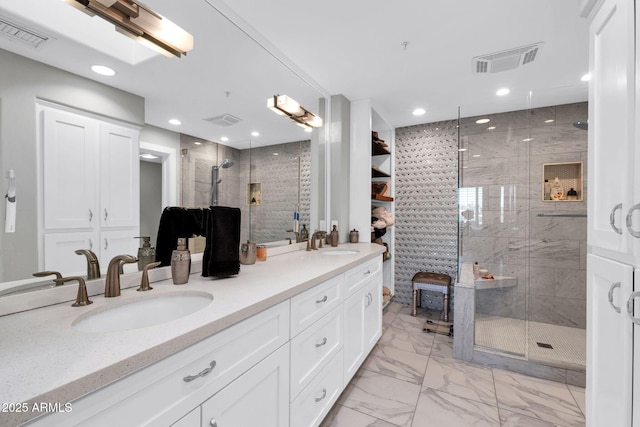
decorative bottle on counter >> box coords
[350,229,359,243]
[135,236,156,271]
[171,237,191,285]
[330,225,339,247]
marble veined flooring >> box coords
[320,303,586,427]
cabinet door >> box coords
[42,108,99,230]
[171,407,200,427]
[588,0,635,254]
[100,123,140,228]
[43,232,99,274]
[343,274,382,383]
[201,344,289,427]
[100,229,139,269]
[586,254,633,426]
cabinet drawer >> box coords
[344,256,382,296]
[291,274,343,337]
[290,305,343,399]
[45,301,289,427]
[290,350,343,427]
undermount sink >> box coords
[320,249,360,256]
[73,292,213,333]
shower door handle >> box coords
[610,203,623,235]
[626,291,640,325]
[608,282,621,313]
[626,203,640,238]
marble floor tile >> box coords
[499,407,575,427]
[319,404,397,427]
[493,369,585,426]
[568,385,586,417]
[385,301,403,313]
[382,308,398,328]
[423,353,497,406]
[430,333,454,359]
[412,388,500,427]
[378,324,434,356]
[338,369,421,427]
[362,345,429,385]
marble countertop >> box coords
[0,243,384,426]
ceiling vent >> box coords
[0,15,50,48]
[204,114,242,127]
[472,42,543,74]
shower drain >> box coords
[536,342,554,349]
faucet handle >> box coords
[53,276,92,307]
[33,271,63,284]
[138,261,161,292]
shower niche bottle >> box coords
[550,177,564,200]
[171,237,191,285]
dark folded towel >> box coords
[155,207,207,266]
[202,206,241,277]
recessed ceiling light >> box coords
[193,141,202,145]
[581,73,591,82]
[522,138,534,142]
[544,119,555,123]
[139,153,159,160]
[458,148,468,152]
[273,152,279,156]
[412,108,426,116]
[475,118,490,124]
[168,119,181,126]
[91,65,116,76]
[487,126,496,130]
[472,154,481,158]
[251,131,260,137]
[221,136,229,142]
[496,88,510,96]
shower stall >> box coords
[455,95,588,385]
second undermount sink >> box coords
[320,249,360,256]
[73,292,213,333]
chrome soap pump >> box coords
[135,236,156,271]
[171,237,191,285]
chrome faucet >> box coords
[75,249,101,280]
[105,254,137,297]
[307,230,327,251]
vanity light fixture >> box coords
[475,118,490,124]
[91,64,116,76]
[64,0,194,58]
[496,88,510,96]
[412,108,426,116]
[168,118,181,125]
[267,95,323,129]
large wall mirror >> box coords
[0,0,328,293]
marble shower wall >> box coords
[460,102,588,328]
[180,137,310,244]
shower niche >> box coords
[542,162,583,202]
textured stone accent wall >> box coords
[459,102,587,328]
[394,121,460,308]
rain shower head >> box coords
[213,159,234,169]
[573,121,588,131]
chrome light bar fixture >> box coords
[65,0,194,58]
[267,95,323,129]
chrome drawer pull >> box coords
[626,203,640,238]
[608,282,621,313]
[316,295,328,304]
[611,203,623,234]
[627,292,640,325]
[315,388,327,402]
[183,360,217,382]
[315,337,327,348]
[364,269,371,275]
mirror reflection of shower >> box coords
[211,159,234,206]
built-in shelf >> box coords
[372,141,391,156]
[372,194,394,202]
[474,276,517,290]
[542,162,583,202]
[371,165,390,178]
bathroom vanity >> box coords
[0,243,384,427]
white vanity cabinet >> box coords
[40,104,140,273]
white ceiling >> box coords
[0,0,589,145]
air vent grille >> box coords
[472,42,543,73]
[204,114,242,127]
[0,16,49,48]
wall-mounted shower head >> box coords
[214,158,234,169]
[573,121,588,131]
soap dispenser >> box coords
[135,236,156,271]
[330,225,339,247]
[300,224,309,241]
[171,237,191,285]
